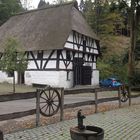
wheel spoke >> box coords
[52,102,58,107]
[44,92,49,100]
[51,104,55,112]
[41,104,47,109]
[49,105,51,115]
[50,90,55,99]
[52,95,57,100]
[40,96,47,101]
[45,105,49,112]
[49,89,51,99]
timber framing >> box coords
[20,30,99,72]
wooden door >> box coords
[18,72,25,84]
[73,58,84,86]
[82,66,92,85]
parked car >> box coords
[99,77,128,102]
[99,77,122,87]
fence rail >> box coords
[0,109,35,121]
[0,92,36,102]
[0,86,139,125]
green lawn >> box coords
[0,83,36,95]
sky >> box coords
[21,0,81,9]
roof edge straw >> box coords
[14,1,74,17]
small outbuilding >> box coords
[0,2,100,88]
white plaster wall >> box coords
[0,71,18,84]
[64,42,72,49]
[25,71,73,88]
[25,71,59,86]
[91,70,99,86]
[92,63,96,69]
[67,33,73,42]
[59,71,73,88]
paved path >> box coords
[4,104,140,140]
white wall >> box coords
[58,71,73,88]
[0,71,18,84]
[91,70,99,86]
[25,71,73,88]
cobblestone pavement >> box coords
[4,104,140,140]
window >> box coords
[7,71,14,77]
[66,71,70,81]
[37,51,43,59]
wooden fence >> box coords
[0,92,36,121]
[60,87,131,121]
[0,86,139,126]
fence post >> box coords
[118,87,121,108]
[0,130,3,140]
[60,88,64,121]
[128,86,131,106]
[36,89,41,127]
[95,89,98,113]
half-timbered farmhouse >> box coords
[0,2,100,88]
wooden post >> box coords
[128,86,131,106]
[36,89,40,127]
[118,87,121,108]
[95,89,98,113]
[60,88,64,121]
[0,130,3,140]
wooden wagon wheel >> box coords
[120,86,128,102]
[39,87,61,117]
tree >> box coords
[81,0,125,35]
[0,0,23,25]
[0,38,28,93]
[128,0,140,85]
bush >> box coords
[97,55,128,83]
[130,71,140,86]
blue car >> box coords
[99,78,122,87]
[99,78,128,102]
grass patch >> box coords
[0,83,36,95]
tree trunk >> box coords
[13,72,15,93]
[95,0,98,35]
[128,0,136,85]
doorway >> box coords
[73,58,84,86]
[82,66,92,85]
[73,58,92,86]
[18,72,25,84]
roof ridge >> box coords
[14,1,74,16]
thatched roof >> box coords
[0,2,99,52]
